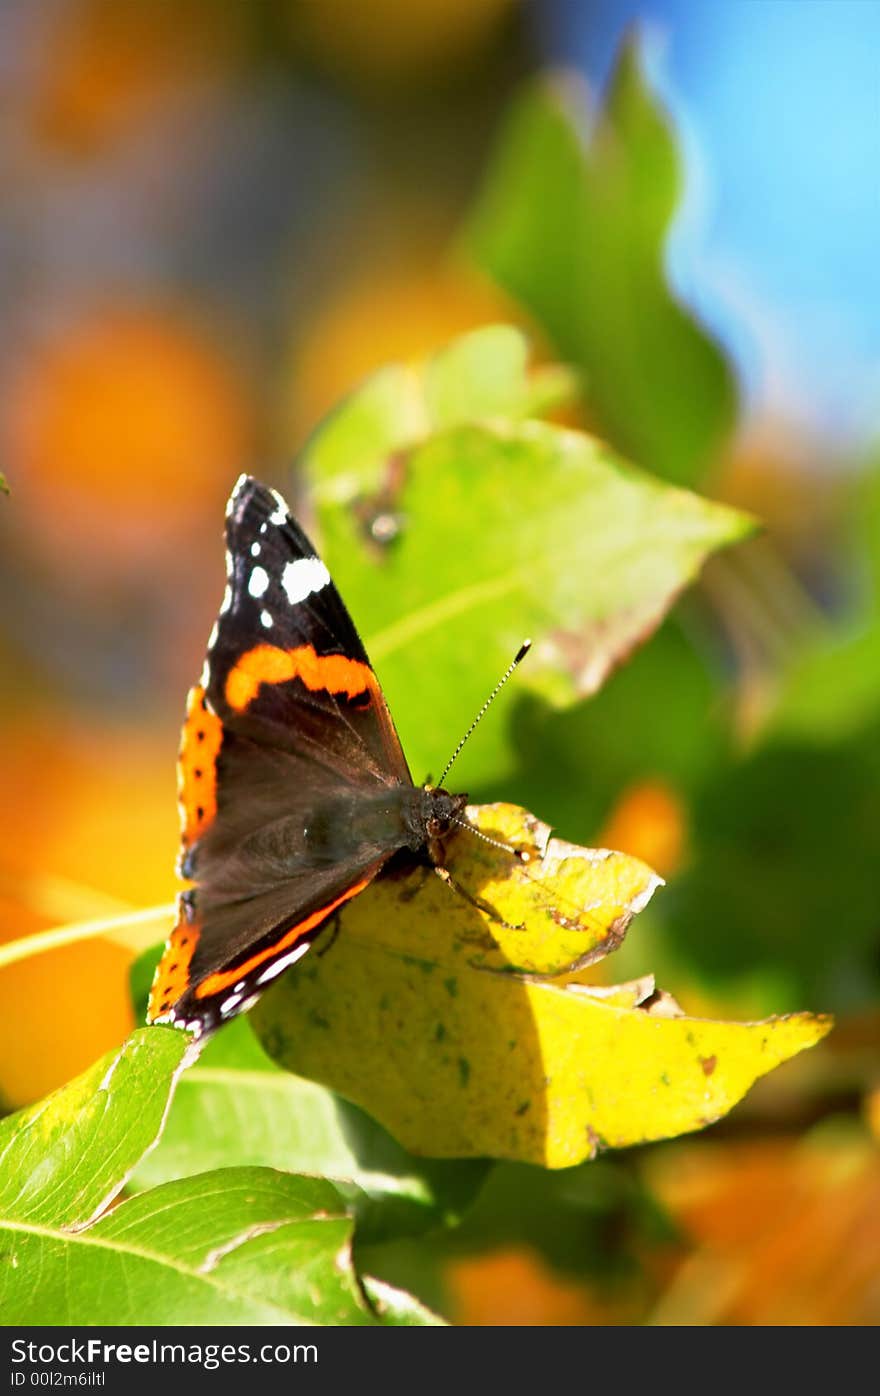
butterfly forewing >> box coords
[148,475,416,1036]
[207,476,410,782]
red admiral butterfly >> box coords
[149,474,505,1039]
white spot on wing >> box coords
[255,941,313,985]
[207,622,219,650]
[251,542,261,557]
[219,584,232,614]
[220,992,243,1017]
[226,474,248,517]
[248,565,269,598]
[281,557,330,605]
[269,487,288,525]
[260,609,273,629]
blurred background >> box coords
[1,0,879,1324]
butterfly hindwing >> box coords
[149,850,385,1036]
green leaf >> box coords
[0,1028,188,1228]
[309,411,752,784]
[306,323,572,499]
[2,1165,441,1325]
[0,1028,444,1324]
[128,948,486,1241]
[666,721,880,1011]
[466,40,738,486]
[361,1275,447,1326]
[423,323,554,427]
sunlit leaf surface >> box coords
[0,1027,187,1228]
[254,804,830,1166]
[304,333,751,782]
[0,1028,441,1324]
[130,1009,487,1243]
[2,1165,441,1325]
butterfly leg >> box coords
[316,908,343,958]
[432,864,524,932]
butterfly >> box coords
[147,474,474,1038]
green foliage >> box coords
[130,948,488,1243]
[0,1028,443,1324]
[6,1165,439,1325]
[0,1030,188,1229]
[466,39,738,488]
[305,323,574,495]
[486,613,732,835]
[667,720,880,1011]
[358,1156,679,1316]
[133,1030,488,1243]
[304,327,751,786]
[459,40,880,1030]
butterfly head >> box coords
[404,784,468,862]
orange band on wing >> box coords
[147,913,201,1021]
[224,643,374,712]
[194,874,374,1000]
[178,684,223,848]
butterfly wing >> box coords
[148,475,414,1036]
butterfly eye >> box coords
[426,817,443,838]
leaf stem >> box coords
[0,904,175,970]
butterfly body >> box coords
[148,474,466,1039]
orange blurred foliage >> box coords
[0,719,177,1105]
[2,305,254,579]
[30,0,239,155]
[445,1245,644,1326]
[1,721,177,908]
[596,778,687,878]
[0,921,135,1112]
[447,1132,880,1325]
[646,1135,880,1325]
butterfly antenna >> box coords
[451,817,530,861]
[436,640,531,789]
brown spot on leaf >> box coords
[564,911,631,972]
[700,1054,717,1076]
[586,1124,603,1158]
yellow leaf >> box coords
[346,802,663,977]
[254,803,832,1167]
